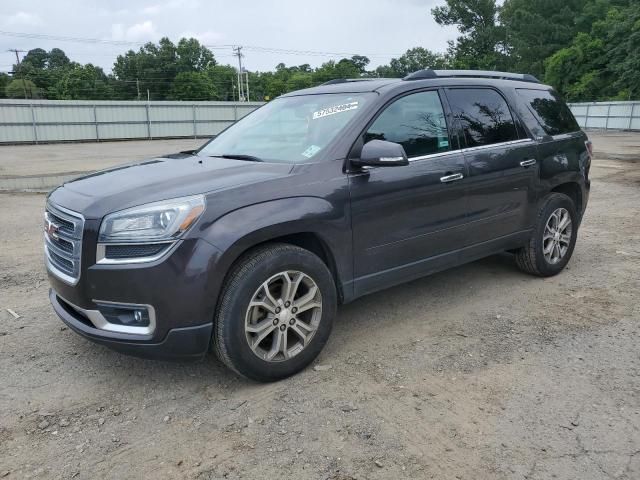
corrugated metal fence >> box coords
[0,99,263,144]
[568,101,640,131]
[0,99,637,144]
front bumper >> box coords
[45,223,224,360]
[50,289,212,360]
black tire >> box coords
[515,193,579,277]
[213,243,337,382]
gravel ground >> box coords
[0,132,639,479]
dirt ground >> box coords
[0,132,639,480]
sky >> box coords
[0,0,458,74]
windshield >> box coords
[197,93,374,163]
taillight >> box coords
[585,140,593,159]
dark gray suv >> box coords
[45,69,591,381]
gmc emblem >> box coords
[44,218,61,240]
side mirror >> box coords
[351,140,409,168]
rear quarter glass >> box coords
[516,89,580,136]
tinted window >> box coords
[364,91,450,158]
[447,88,518,147]
[517,89,580,135]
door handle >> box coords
[520,159,537,167]
[440,173,464,183]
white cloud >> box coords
[111,20,159,42]
[3,11,43,27]
[179,30,224,46]
[140,0,199,15]
[141,4,161,15]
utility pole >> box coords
[8,48,25,64]
[7,49,27,99]
[233,46,245,101]
[245,71,250,102]
[136,78,141,101]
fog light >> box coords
[96,303,151,327]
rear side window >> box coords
[517,89,579,135]
[446,88,518,147]
[364,91,450,158]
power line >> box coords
[0,30,404,58]
[7,48,25,64]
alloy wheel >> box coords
[543,207,572,264]
[244,271,322,362]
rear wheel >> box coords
[213,244,336,382]
[515,193,578,277]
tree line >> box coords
[1,0,638,103]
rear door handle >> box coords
[520,159,537,168]
[440,173,464,183]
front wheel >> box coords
[213,244,337,382]
[515,193,579,277]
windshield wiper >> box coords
[209,154,263,162]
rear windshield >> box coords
[197,93,374,163]
[516,89,579,136]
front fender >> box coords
[200,196,353,314]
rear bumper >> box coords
[50,289,212,361]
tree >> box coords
[5,79,39,99]
[544,2,640,101]
[10,47,74,99]
[286,72,313,91]
[0,73,10,99]
[501,0,587,77]
[112,37,217,100]
[432,0,509,70]
[21,48,49,69]
[168,71,216,100]
[48,48,71,70]
[375,48,448,77]
[52,64,113,100]
[176,38,216,72]
[206,64,238,100]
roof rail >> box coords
[403,69,540,84]
[320,78,386,86]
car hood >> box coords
[48,154,294,219]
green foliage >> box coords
[544,2,640,100]
[4,2,638,103]
[52,64,113,100]
[432,0,509,70]
[5,79,39,99]
[501,0,587,78]
[168,71,217,100]
[0,73,10,99]
[375,48,448,77]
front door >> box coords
[348,89,468,297]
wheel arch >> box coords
[550,182,583,215]
[200,197,352,318]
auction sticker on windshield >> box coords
[313,101,359,120]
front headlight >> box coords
[98,195,205,243]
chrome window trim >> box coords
[407,138,534,163]
[60,296,156,336]
[408,150,461,163]
[96,241,178,265]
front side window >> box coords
[516,88,580,136]
[198,93,373,163]
[447,88,518,148]
[364,91,451,158]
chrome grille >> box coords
[44,203,84,284]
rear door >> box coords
[514,88,589,212]
[445,87,538,245]
[348,89,468,296]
